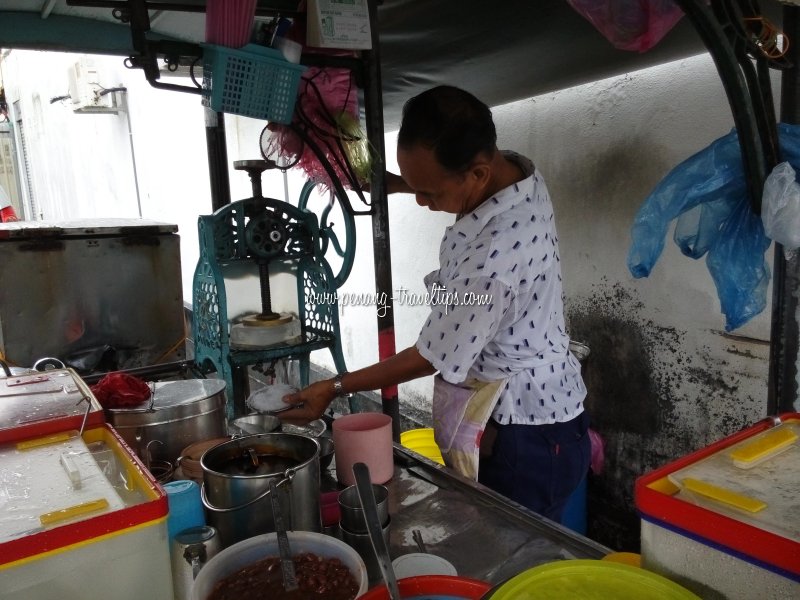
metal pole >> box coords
[204,107,231,211]
[769,5,800,414]
[364,0,400,441]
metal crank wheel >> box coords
[298,179,356,289]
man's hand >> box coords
[278,379,336,424]
[361,171,413,195]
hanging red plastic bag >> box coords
[91,372,151,409]
[566,0,686,52]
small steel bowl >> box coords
[229,414,281,436]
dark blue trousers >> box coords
[478,410,591,523]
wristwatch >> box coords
[332,372,350,397]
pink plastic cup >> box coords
[332,413,393,486]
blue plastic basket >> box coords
[201,43,306,123]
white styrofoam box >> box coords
[0,426,172,600]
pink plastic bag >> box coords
[567,0,686,53]
[588,428,606,475]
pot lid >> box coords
[0,218,177,240]
[107,379,226,413]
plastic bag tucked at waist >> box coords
[626,123,800,331]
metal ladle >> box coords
[268,478,298,592]
[353,462,401,600]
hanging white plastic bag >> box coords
[762,161,800,256]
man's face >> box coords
[397,144,483,214]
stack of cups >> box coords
[164,480,205,540]
[338,484,390,584]
[204,0,257,48]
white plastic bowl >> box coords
[191,530,369,600]
[392,552,458,579]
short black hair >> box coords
[397,86,497,173]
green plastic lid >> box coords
[488,560,701,600]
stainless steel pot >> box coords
[105,379,227,465]
[200,433,321,548]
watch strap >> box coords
[332,372,349,397]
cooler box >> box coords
[0,367,105,443]
[0,424,172,599]
[636,414,800,599]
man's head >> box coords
[398,85,497,172]
[396,86,498,213]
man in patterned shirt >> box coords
[283,86,590,523]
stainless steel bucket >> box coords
[105,379,227,465]
[200,433,321,548]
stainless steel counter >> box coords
[324,443,611,587]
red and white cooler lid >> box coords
[636,414,800,580]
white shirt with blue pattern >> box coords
[415,152,586,425]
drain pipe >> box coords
[121,91,143,218]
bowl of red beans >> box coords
[191,530,369,600]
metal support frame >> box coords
[673,0,778,214]
[364,0,400,442]
[770,5,800,414]
[66,0,206,95]
[205,108,231,211]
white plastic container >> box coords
[191,530,369,599]
[392,553,458,579]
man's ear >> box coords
[470,161,492,187]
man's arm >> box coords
[279,346,435,422]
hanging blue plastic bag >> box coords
[706,197,771,331]
[627,128,775,331]
[627,129,744,278]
